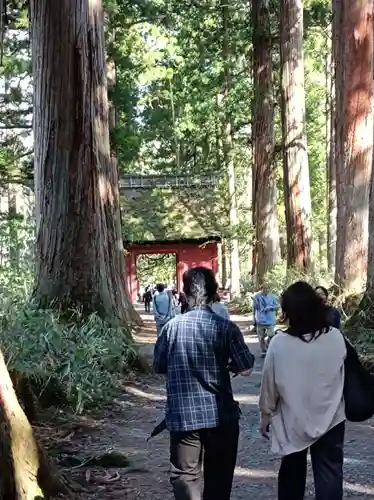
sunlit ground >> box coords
[128,302,374,499]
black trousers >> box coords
[144,300,151,312]
[278,422,345,500]
[170,423,239,500]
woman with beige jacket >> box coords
[259,281,346,500]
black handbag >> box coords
[343,337,374,422]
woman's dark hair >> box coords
[214,292,221,302]
[281,281,330,341]
[156,283,165,293]
[315,285,328,298]
[183,267,218,306]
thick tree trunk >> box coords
[334,0,373,292]
[280,0,313,270]
[244,162,253,276]
[31,0,139,324]
[226,154,240,296]
[221,0,240,297]
[327,22,337,274]
[252,0,281,287]
[0,350,68,499]
[220,240,228,288]
[107,59,117,132]
[347,2,374,328]
[368,122,374,292]
[8,183,19,268]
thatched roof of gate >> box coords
[120,186,225,243]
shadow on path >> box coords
[70,304,374,499]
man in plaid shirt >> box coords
[153,267,255,500]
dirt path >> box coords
[63,307,374,499]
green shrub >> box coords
[0,306,136,414]
[0,215,34,307]
[263,263,331,297]
[0,217,137,413]
[230,274,254,314]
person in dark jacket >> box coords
[144,286,152,313]
[315,286,341,329]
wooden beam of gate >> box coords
[119,174,219,190]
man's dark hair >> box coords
[183,267,218,306]
[315,285,328,298]
[156,283,165,293]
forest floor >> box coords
[43,305,374,499]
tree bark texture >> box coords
[8,184,20,268]
[220,240,228,288]
[244,162,253,276]
[107,59,117,132]
[0,350,68,499]
[31,0,138,324]
[327,22,337,274]
[364,7,374,294]
[334,0,373,292]
[280,0,313,270]
[252,0,280,287]
[221,0,240,296]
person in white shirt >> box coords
[259,281,346,500]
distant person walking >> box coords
[253,284,278,356]
[259,281,346,500]
[315,286,341,329]
[154,267,255,500]
[153,283,175,336]
[144,286,152,313]
[171,288,178,307]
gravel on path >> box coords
[78,308,374,499]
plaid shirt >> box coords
[153,307,255,432]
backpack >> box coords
[343,337,374,422]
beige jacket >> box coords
[259,328,346,456]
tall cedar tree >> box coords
[280,0,313,270]
[221,0,241,296]
[327,21,337,273]
[334,0,373,292]
[31,0,138,324]
[252,0,280,286]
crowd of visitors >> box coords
[149,266,374,500]
[140,280,230,334]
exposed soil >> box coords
[40,307,374,499]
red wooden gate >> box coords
[124,238,219,302]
